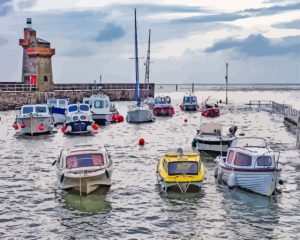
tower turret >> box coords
[19,18,55,91]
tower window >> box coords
[44,76,48,82]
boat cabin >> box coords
[224,138,277,169]
[199,122,222,136]
[20,104,50,116]
[47,98,68,109]
[57,145,109,170]
[183,95,197,105]
[67,104,90,114]
[83,95,111,114]
[204,99,218,109]
[155,96,171,105]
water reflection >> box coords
[59,187,112,214]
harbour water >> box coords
[0,90,299,239]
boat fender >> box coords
[217,169,223,183]
[228,172,235,189]
[87,125,92,132]
[105,170,110,179]
[278,179,284,185]
[66,126,72,132]
[214,167,218,179]
[192,138,197,148]
[60,174,64,183]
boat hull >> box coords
[157,174,202,193]
[15,116,54,135]
[195,138,234,154]
[127,108,154,123]
[181,104,198,111]
[65,120,94,135]
[202,108,220,117]
[92,113,116,125]
[217,163,281,196]
[59,168,113,195]
[49,107,66,124]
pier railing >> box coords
[0,84,37,92]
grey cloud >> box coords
[94,23,125,42]
[206,34,300,57]
[244,2,300,16]
[0,0,12,16]
[273,19,300,30]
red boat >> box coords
[153,96,175,116]
[201,107,220,117]
[201,97,220,117]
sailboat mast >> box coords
[134,9,140,104]
[144,29,151,91]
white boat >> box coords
[143,97,155,109]
[180,93,199,111]
[193,122,237,154]
[47,98,68,124]
[13,104,54,135]
[214,137,283,196]
[53,144,113,195]
[62,103,99,135]
[83,92,119,125]
[126,9,155,124]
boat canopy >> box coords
[21,105,49,115]
[66,153,104,169]
[231,137,267,148]
[200,123,222,135]
[183,95,197,104]
[168,161,198,175]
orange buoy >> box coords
[139,138,145,145]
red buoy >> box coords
[139,138,145,145]
[20,123,26,128]
[13,123,19,130]
[118,115,124,122]
[112,114,118,122]
[184,118,188,123]
[92,123,99,131]
[61,125,67,133]
[39,124,45,131]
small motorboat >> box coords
[83,92,122,125]
[13,104,54,136]
[192,122,237,155]
[47,98,68,125]
[214,137,283,196]
[157,148,205,193]
[53,144,113,195]
[202,97,220,117]
[126,9,155,124]
[180,93,199,111]
[153,96,175,116]
[62,103,99,135]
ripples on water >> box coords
[0,91,299,239]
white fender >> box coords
[217,169,223,183]
[66,125,72,132]
[228,172,236,189]
[87,125,92,132]
[214,167,218,179]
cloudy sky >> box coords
[0,0,300,84]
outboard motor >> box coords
[229,125,237,136]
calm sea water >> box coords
[0,90,299,239]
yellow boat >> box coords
[157,148,205,193]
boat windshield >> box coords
[22,106,34,114]
[66,153,104,169]
[155,97,167,104]
[79,104,90,111]
[168,161,198,175]
[231,138,267,148]
[94,100,108,109]
[35,106,47,113]
[68,105,78,112]
[184,96,197,103]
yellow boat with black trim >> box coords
[156,148,205,193]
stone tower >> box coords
[19,18,55,91]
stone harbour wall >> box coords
[0,88,154,111]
